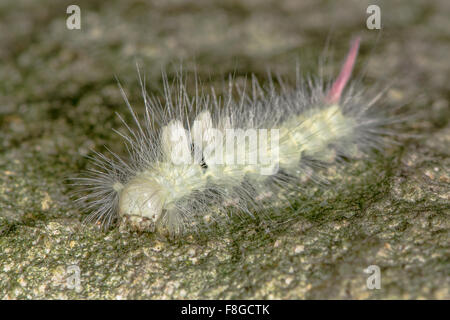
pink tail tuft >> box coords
[326,37,361,104]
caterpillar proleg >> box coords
[73,38,395,236]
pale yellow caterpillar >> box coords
[73,38,396,236]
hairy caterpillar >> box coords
[73,38,396,236]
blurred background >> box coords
[0,0,448,299]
